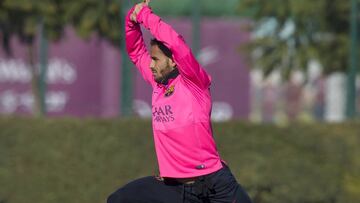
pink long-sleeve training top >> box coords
[125,5,223,178]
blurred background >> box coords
[0,0,359,203]
[1,0,358,122]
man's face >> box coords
[150,45,176,84]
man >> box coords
[108,1,252,202]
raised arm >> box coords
[125,6,155,86]
[135,6,211,90]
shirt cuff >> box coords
[126,6,137,28]
[136,5,152,24]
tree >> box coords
[150,0,240,17]
[239,0,360,121]
[62,0,130,115]
[0,0,66,116]
[238,0,359,77]
[62,0,122,46]
[0,0,124,116]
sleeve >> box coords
[125,6,155,87]
[136,6,211,90]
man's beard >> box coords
[155,68,179,85]
[155,76,166,84]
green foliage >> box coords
[0,0,123,51]
[0,118,359,203]
[0,0,68,116]
[0,1,123,116]
[0,0,242,52]
[62,0,122,46]
[238,0,360,77]
[0,0,65,48]
[147,0,240,17]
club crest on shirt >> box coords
[164,85,175,97]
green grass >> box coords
[0,117,359,203]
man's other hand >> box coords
[130,0,151,23]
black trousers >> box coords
[107,164,252,203]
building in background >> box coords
[0,18,251,121]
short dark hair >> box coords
[150,38,173,59]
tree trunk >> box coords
[27,44,42,117]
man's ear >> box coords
[168,58,176,68]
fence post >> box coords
[38,18,48,116]
[192,0,201,56]
[346,0,359,118]
[119,0,133,117]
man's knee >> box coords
[107,192,118,203]
[107,189,128,203]
[107,177,158,203]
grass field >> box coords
[0,117,359,203]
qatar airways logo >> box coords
[152,105,175,123]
